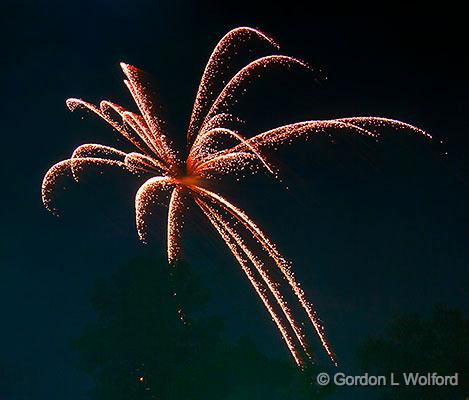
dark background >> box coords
[1,4,468,399]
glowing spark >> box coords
[189,128,274,176]
[167,186,185,264]
[42,27,430,367]
[187,26,279,147]
[198,55,310,133]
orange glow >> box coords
[42,26,430,367]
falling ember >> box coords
[41,26,431,367]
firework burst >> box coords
[42,27,430,367]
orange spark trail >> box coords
[195,196,311,359]
[191,185,337,364]
[167,186,185,264]
[189,128,274,175]
[187,27,279,147]
[135,177,175,244]
[197,55,309,138]
[42,26,431,367]
[194,197,303,366]
[124,152,167,174]
[66,98,152,155]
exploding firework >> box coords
[42,27,430,367]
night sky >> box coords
[2,5,468,399]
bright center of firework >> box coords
[176,174,202,186]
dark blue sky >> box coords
[1,5,468,399]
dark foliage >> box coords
[358,305,468,399]
[74,256,332,399]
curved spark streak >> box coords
[70,144,127,181]
[66,98,151,155]
[71,144,127,160]
[225,118,431,156]
[122,111,161,156]
[42,26,431,367]
[70,157,128,173]
[135,176,175,243]
[194,197,303,366]
[196,152,257,177]
[190,128,274,175]
[227,120,378,153]
[42,160,74,215]
[187,27,279,147]
[120,64,180,171]
[167,186,185,264]
[190,185,337,364]
[199,55,310,136]
[335,117,432,139]
[42,157,128,215]
[120,63,166,135]
[195,196,311,359]
[100,100,127,117]
[199,113,238,135]
[99,100,163,157]
[124,152,167,174]
[74,159,129,186]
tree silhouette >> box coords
[74,256,332,399]
[358,305,468,399]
